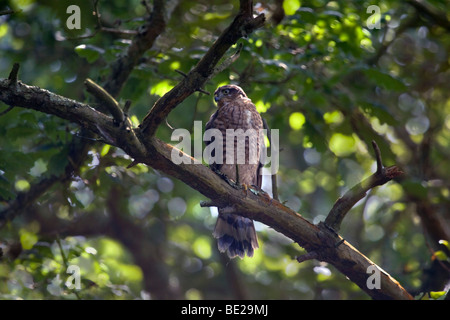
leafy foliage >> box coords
[1,0,449,299]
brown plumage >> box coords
[205,85,264,258]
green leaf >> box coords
[402,180,428,199]
[362,68,406,91]
[304,122,327,152]
[434,250,448,262]
[297,7,316,23]
[429,291,447,300]
[439,239,450,250]
[0,152,34,181]
[150,80,175,97]
[360,101,397,125]
[47,146,69,177]
[0,175,15,201]
[75,44,105,63]
[283,0,301,16]
[192,236,212,259]
[329,133,356,157]
[289,112,306,130]
[100,144,111,157]
[20,229,38,250]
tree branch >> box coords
[8,62,20,84]
[0,78,413,299]
[84,78,124,124]
[103,0,167,97]
[0,79,113,135]
[0,0,251,225]
[0,9,22,17]
[406,0,450,31]
[0,0,415,299]
[0,176,59,229]
[0,0,166,217]
[324,141,404,232]
[140,0,265,137]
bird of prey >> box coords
[205,84,264,258]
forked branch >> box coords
[324,141,404,231]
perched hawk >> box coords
[205,85,264,258]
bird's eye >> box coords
[223,89,230,95]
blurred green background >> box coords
[0,0,449,299]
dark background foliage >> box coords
[0,0,449,299]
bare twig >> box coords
[84,78,124,123]
[0,106,14,117]
[8,63,20,85]
[64,28,138,41]
[207,42,243,82]
[56,238,82,299]
[0,176,59,229]
[100,27,137,37]
[372,140,383,174]
[123,100,132,114]
[0,9,22,16]
[61,0,137,40]
[174,69,188,77]
[296,251,318,263]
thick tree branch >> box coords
[0,0,255,228]
[0,78,146,157]
[0,79,111,134]
[0,77,413,299]
[140,0,265,137]
[0,1,415,299]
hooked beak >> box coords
[214,95,220,102]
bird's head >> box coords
[214,85,247,104]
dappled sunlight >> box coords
[0,0,449,301]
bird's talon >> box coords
[242,183,249,197]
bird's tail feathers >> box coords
[213,212,259,259]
